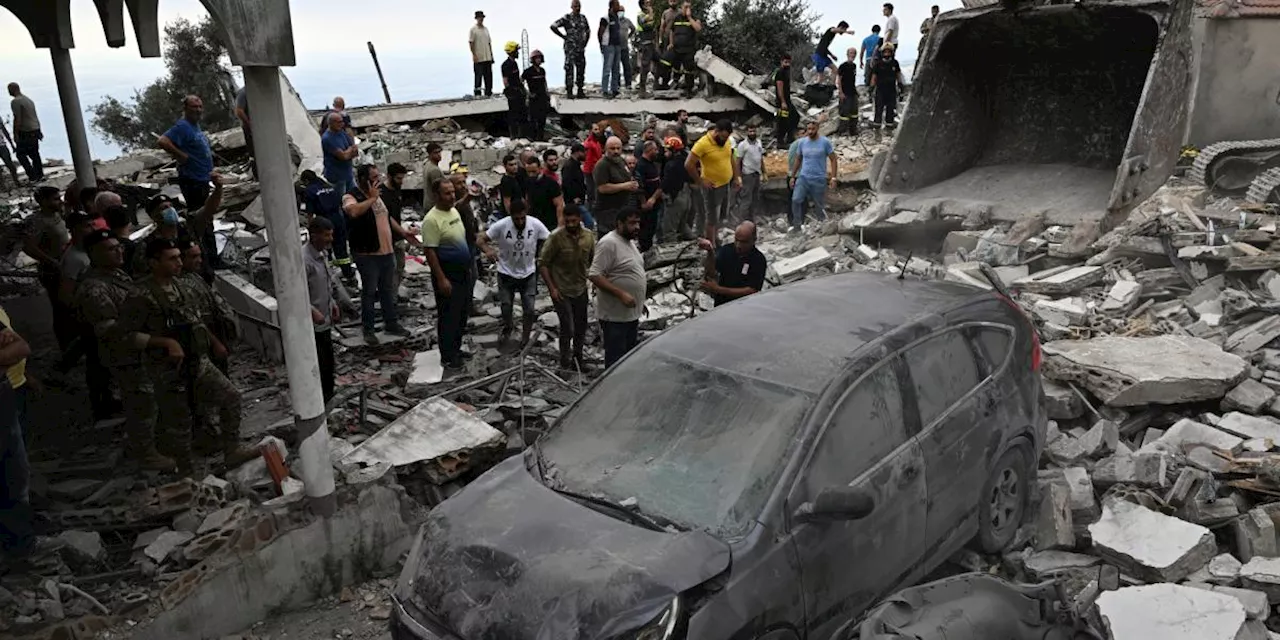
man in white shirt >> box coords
[733,124,765,221]
[882,3,900,46]
[481,199,551,348]
[470,11,495,97]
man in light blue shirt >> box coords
[158,95,218,268]
[788,120,837,233]
[860,25,883,85]
[321,112,359,194]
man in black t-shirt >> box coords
[772,54,798,149]
[634,140,664,251]
[500,41,526,138]
[698,221,767,306]
[524,155,564,229]
[836,47,861,135]
[522,50,551,141]
[498,154,527,217]
[871,42,905,128]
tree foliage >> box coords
[90,16,237,151]
[701,0,819,76]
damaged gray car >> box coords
[391,272,1047,640]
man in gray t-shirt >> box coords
[589,209,646,367]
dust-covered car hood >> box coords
[401,456,732,640]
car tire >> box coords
[976,445,1030,553]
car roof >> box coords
[645,271,989,394]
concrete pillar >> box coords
[50,47,95,189]
[242,66,336,516]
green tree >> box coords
[90,16,236,151]
[701,0,819,76]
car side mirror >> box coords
[793,486,875,525]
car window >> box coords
[905,329,981,428]
[805,362,906,495]
[970,325,1013,375]
[540,350,812,538]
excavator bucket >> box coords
[874,0,1194,234]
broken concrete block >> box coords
[1098,584,1247,640]
[1236,508,1280,562]
[1042,379,1084,420]
[1023,550,1101,580]
[339,397,506,484]
[57,530,103,564]
[132,527,171,551]
[1226,316,1280,357]
[1217,412,1280,442]
[1034,481,1074,551]
[405,350,444,393]
[1013,265,1104,295]
[1209,552,1244,585]
[1046,419,1117,465]
[143,530,194,564]
[196,500,249,535]
[1043,335,1249,407]
[1088,499,1217,582]
[1032,297,1089,327]
[773,248,833,281]
[1240,557,1280,603]
[1101,279,1143,314]
[1210,585,1270,620]
[1224,379,1279,415]
[1142,418,1244,456]
[214,272,283,363]
[1091,451,1169,490]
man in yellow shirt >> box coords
[0,305,34,560]
[684,119,741,240]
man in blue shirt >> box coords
[159,95,219,268]
[321,112,360,195]
[788,120,837,233]
[860,25,883,86]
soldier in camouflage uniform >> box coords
[551,0,591,98]
[177,238,237,374]
[76,230,174,471]
[124,238,255,471]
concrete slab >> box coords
[1023,550,1101,580]
[1088,499,1217,582]
[1224,380,1279,414]
[143,530,195,563]
[214,272,284,363]
[693,48,776,113]
[1042,335,1249,407]
[1013,265,1105,295]
[1240,557,1280,603]
[1217,412,1280,442]
[1097,584,1247,640]
[1042,379,1084,420]
[1235,508,1279,562]
[339,398,506,484]
[1101,279,1143,314]
[1141,418,1244,455]
[334,96,510,129]
[773,247,833,281]
[551,94,746,116]
[1226,316,1280,357]
[1032,297,1088,327]
[1209,552,1244,585]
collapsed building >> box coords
[3,0,1280,638]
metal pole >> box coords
[242,66,337,516]
[367,42,392,103]
[49,48,95,189]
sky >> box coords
[0,0,937,162]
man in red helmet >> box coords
[523,50,551,141]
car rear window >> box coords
[540,350,812,538]
[970,325,1014,375]
[904,329,981,428]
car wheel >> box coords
[976,446,1029,553]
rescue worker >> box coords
[656,0,680,89]
[501,41,527,139]
[125,237,255,471]
[871,42,905,129]
[551,0,591,99]
[635,0,659,97]
[77,230,173,471]
[664,1,702,97]
[772,53,799,149]
[522,50,551,141]
[302,170,356,284]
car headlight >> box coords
[629,596,682,640]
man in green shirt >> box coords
[423,180,474,370]
[539,204,596,371]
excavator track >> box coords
[1246,167,1280,206]
[1190,138,1280,192]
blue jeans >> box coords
[601,45,622,95]
[354,253,399,333]
[791,176,828,226]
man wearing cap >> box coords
[523,50,551,141]
[78,229,173,471]
[551,0,591,99]
[501,41,527,139]
[870,42,905,128]
[302,170,356,284]
[661,136,692,239]
[470,11,495,97]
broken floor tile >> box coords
[1043,335,1249,407]
[1088,498,1217,582]
[1097,583,1248,640]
